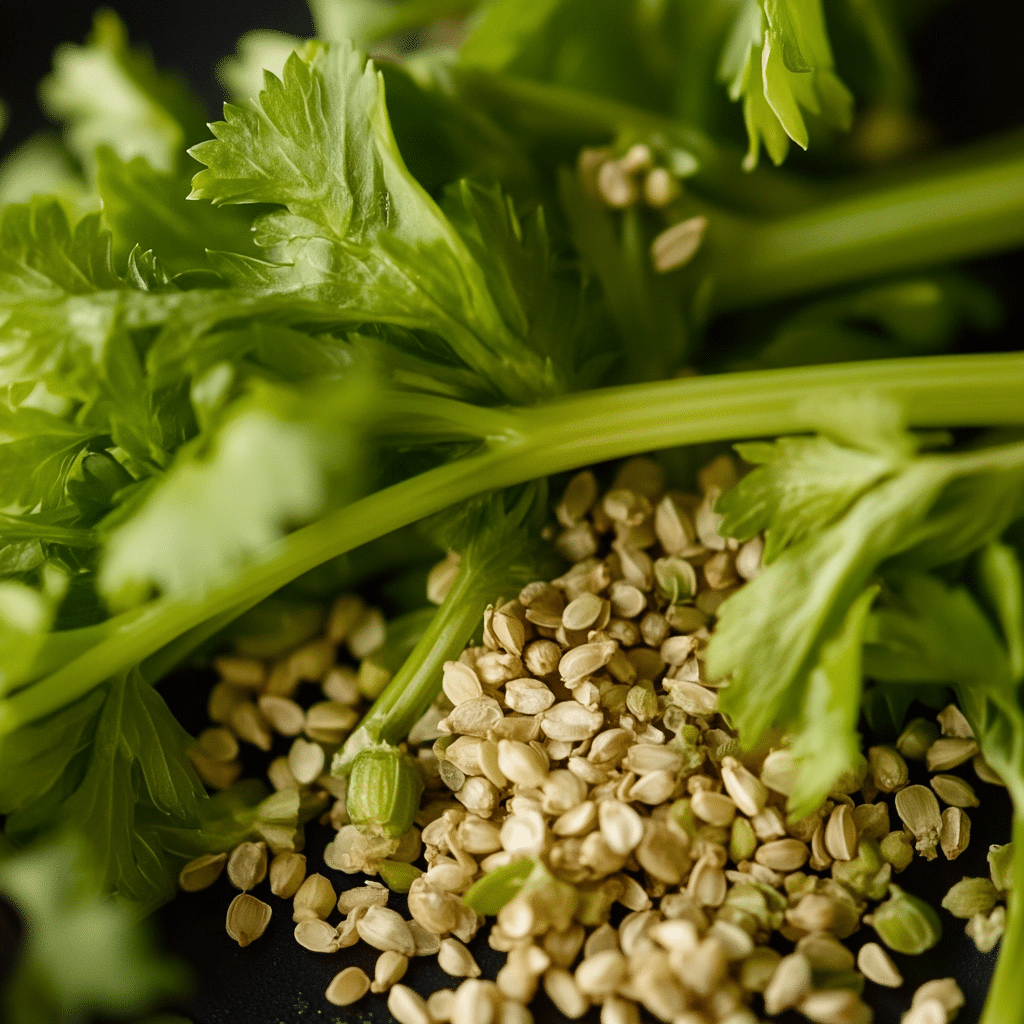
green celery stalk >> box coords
[2,352,1022,735]
[982,814,1024,1024]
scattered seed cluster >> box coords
[577,144,708,274]
[178,456,1006,1024]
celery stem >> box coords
[3,352,1023,734]
[979,812,1024,1024]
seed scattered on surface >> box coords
[942,877,999,919]
[295,918,341,953]
[438,937,482,978]
[926,738,979,772]
[930,774,979,808]
[857,941,903,987]
[824,804,858,861]
[325,966,370,1006]
[371,950,410,993]
[356,905,417,955]
[387,983,432,1024]
[650,215,708,273]
[293,873,336,922]
[269,852,306,898]
[225,893,271,947]
[227,841,268,891]
[895,785,942,859]
[179,852,227,892]
[763,952,812,1015]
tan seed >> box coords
[755,838,809,872]
[904,998,952,1024]
[721,756,768,816]
[293,873,336,922]
[937,705,974,738]
[760,749,798,795]
[541,701,605,742]
[269,852,306,898]
[371,950,409,993]
[799,989,867,1024]
[442,661,483,705]
[427,552,461,604]
[557,470,598,526]
[504,678,556,715]
[912,978,964,1016]
[214,655,265,688]
[288,737,326,785]
[447,697,505,738]
[322,665,360,704]
[257,695,305,736]
[179,852,227,892]
[926,738,979,772]
[325,966,370,1007]
[651,215,707,273]
[427,989,455,1022]
[930,774,980,808]
[825,804,858,861]
[562,593,606,631]
[691,790,737,827]
[667,680,718,716]
[295,918,341,953]
[763,951,812,1015]
[940,806,971,860]
[895,785,942,857]
[438,937,481,979]
[599,800,644,855]
[305,700,359,741]
[196,726,240,763]
[575,949,627,998]
[227,841,267,891]
[229,702,273,751]
[868,745,909,792]
[207,681,246,724]
[544,968,589,1019]
[337,883,389,914]
[357,905,416,955]
[225,893,271,947]
[857,942,903,987]
[388,983,432,1024]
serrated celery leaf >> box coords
[717,435,900,561]
[40,10,206,175]
[0,669,204,909]
[188,42,556,402]
[96,149,260,276]
[711,440,1024,745]
[0,835,185,1024]
[718,0,852,167]
[787,586,876,817]
[0,404,101,511]
[98,397,350,607]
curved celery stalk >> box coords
[707,144,1024,310]
[2,352,1023,736]
[981,813,1024,1024]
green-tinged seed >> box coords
[831,840,890,901]
[346,746,424,838]
[896,719,939,761]
[626,681,658,721]
[730,817,758,863]
[930,774,979,808]
[942,877,999,919]
[870,884,942,954]
[988,843,1014,893]
[810,968,865,994]
[868,746,909,793]
[879,831,914,873]
[966,906,1006,953]
[379,860,424,894]
[463,857,535,915]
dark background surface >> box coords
[2,2,1023,1022]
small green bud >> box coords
[879,831,914,873]
[988,842,1014,893]
[346,746,424,838]
[378,860,423,893]
[730,817,758,863]
[832,840,891,901]
[941,877,999,919]
[896,718,939,761]
[870,884,942,954]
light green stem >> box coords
[708,146,1024,310]
[2,352,1022,735]
[980,812,1024,1024]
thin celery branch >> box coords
[2,352,1023,735]
[337,564,487,768]
[980,811,1024,1024]
[707,146,1024,310]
